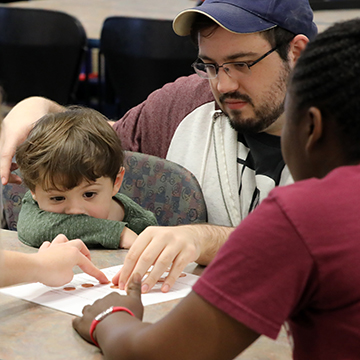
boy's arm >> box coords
[118,193,158,233]
[120,227,138,249]
[17,192,127,249]
[17,193,158,249]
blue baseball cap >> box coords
[173,0,318,40]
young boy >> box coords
[73,19,360,359]
[1,96,107,288]
[15,106,157,249]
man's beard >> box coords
[220,62,290,134]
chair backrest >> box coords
[120,151,207,226]
[0,7,87,105]
[309,0,360,10]
[99,16,198,116]
[2,181,25,231]
[2,151,207,230]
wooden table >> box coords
[0,229,292,359]
[4,0,199,41]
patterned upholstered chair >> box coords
[2,151,207,230]
[121,151,207,226]
[2,181,25,231]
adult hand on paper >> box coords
[112,225,202,294]
[35,234,109,287]
[73,273,143,345]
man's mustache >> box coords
[219,92,254,107]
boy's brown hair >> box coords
[16,106,124,192]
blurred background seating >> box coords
[0,1,30,3]
[0,7,86,106]
[98,16,198,118]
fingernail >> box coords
[141,284,149,293]
[162,284,170,293]
[119,282,125,290]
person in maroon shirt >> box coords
[73,18,360,360]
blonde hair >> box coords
[16,106,124,192]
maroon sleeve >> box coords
[193,191,315,339]
[112,74,214,159]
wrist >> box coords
[90,306,135,347]
[23,253,43,283]
[120,227,137,249]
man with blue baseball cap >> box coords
[1,1,317,292]
[116,0,317,292]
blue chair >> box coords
[2,151,207,230]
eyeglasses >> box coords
[192,46,278,80]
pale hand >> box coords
[112,225,201,293]
[0,96,64,185]
[35,234,109,287]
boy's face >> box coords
[31,174,123,219]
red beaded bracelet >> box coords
[90,306,135,347]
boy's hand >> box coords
[119,227,138,249]
[35,234,109,286]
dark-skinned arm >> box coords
[73,274,259,360]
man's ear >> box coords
[288,34,309,65]
[305,106,323,154]
[112,167,125,195]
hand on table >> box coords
[35,234,109,287]
[73,273,143,345]
[112,225,201,294]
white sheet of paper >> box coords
[0,265,199,316]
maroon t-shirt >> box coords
[194,164,360,359]
[113,74,214,159]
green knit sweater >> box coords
[17,191,158,249]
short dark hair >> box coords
[16,106,124,192]
[189,13,295,62]
[290,19,360,161]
